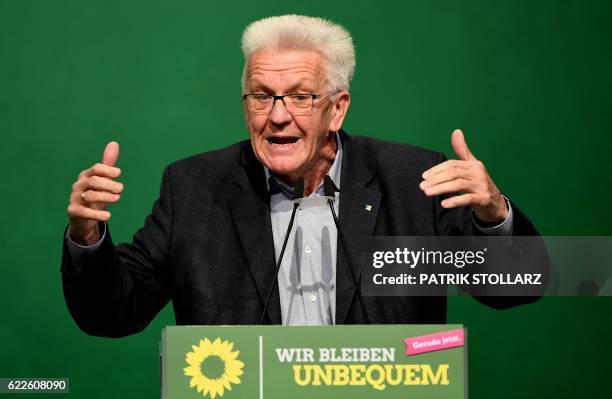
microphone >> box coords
[324,176,371,324]
[323,174,336,200]
[259,176,305,324]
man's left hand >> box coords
[420,129,509,223]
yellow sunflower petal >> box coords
[216,379,226,397]
[192,375,204,390]
[222,341,235,356]
[201,338,212,353]
[226,374,241,384]
[183,365,200,377]
[209,379,220,398]
[228,359,245,370]
[200,377,210,395]
[186,352,203,366]
[223,352,235,362]
[211,338,222,356]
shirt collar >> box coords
[264,132,343,199]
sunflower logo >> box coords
[183,337,245,398]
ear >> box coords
[329,90,351,132]
[242,99,250,130]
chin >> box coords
[262,155,304,175]
[266,161,301,176]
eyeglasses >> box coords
[242,93,322,116]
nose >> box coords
[268,97,293,125]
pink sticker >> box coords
[403,328,465,356]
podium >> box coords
[161,324,466,398]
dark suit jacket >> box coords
[61,131,542,337]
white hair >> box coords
[241,14,355,95]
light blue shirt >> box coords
[265,135,343,326]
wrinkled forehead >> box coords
[245,49,327,93]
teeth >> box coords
[266,137,300,145]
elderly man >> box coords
[62,15,539,337]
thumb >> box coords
[451,129,475,161]
[102,141,120,166]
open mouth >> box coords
[266,136,301,145]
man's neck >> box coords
[278,133,338,196]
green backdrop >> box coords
[1,0,610,398]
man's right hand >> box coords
[67,141,124,245]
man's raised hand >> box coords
[67,141,124,245]
[420,129,508,223]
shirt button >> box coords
[304,245,312,254]
[309,294,317,302]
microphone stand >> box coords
[324,176,371,324]
[259,177,304,325]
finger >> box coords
[440,193,477,209]
[423,179,470,197]
[82,163,122,179]
[451,129,475,161]
[420,167,471,190]
[85,175,124,194]
[422,159,468,179]
[78,190,121,204]
[67,204,111,221]
[102,141,120,166]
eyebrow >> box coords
[248,79,319,94]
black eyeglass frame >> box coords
[241,93,323,115]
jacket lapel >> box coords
[227,143,282,324]
[226,133,382,325]
[335,131,382,324]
